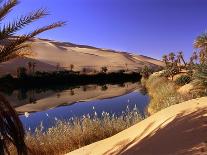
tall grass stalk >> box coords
[145,73,191,114]
[9,107,143,155]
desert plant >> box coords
[17,67,27,79]
[27,61,32,74]
[194,32,207,64]
[125,63,128,71]
[145,75,191,114]
[191,63,207,96]
[175,75,191,86]
[0,1,65,63]
[0,0,65,154]
[162,66,179,80]
[141,65,152,79]
[70,64,74,71]
[168,52,175,63]
[162,54,168,66]
[177,51,186,67]
[82,67,87,73]
[32,62,36,74]
[101,66,108,73]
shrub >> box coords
[0,74,13,81]
[101,66,108,73]
[161,66,179,80]
[140,65,153,79]
[145,75,191,114]
[175,75,191,86]
[190,63,207,97]
[16,67,27,79]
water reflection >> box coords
[1,82,149,132]
[20,91,149,132]
[2,82,143,113]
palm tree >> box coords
[192,51,198,64]
[70,64,74,71]
[125,63,128,71]
[194,33,207,52]
[0,0,65,154]
[0,0,65,63]
[199,51,205,64]
[162,54,168,66]
[141,65,151,78]
[32,62,36,74]
[0,94,28,155]
[168,52,175,63]
[194,33,207,64]
[27,61,32,74]
[177,51,186,67]
[101,66,108,73]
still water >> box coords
[3,82,149,132]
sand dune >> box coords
[68,97,207,155]
[0,38,164,76]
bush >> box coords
[16,67,27,79]
[190,64,207,97]
[175,75,191,86]
[0,74,13,81]
[145,75,191,114]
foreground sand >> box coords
[67,97,207,155]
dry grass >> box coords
[9,107,143,155]
[145,73,192,114]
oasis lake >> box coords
[2,82,149,132]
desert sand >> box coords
[0,38,164,76]
[68,97,207,155]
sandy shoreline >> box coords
[67,97,207,155]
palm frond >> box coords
[0,21,65,62]
[0,9,48,40]
[27,21,66,38]
[0,0,18,21]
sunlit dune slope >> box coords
[0,38,164,75]
[68,97,207,155]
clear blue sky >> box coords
[5,0,207,60]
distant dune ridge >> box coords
[0,38,164,76]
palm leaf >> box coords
[0,21,65,62]
[0,0,18,21]
[0,8,47,40]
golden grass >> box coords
[145,73,192,114]
[9,107,143,155]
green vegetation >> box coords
[140,65,153,79]
[142,32,207,114]
[9,108,143,155]
[144,73,191,114]
[191,32,207,96]
[0,70,141,93]
[0,0,65,154]
[175,75,191,86]
[101,66,108,73]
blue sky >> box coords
[5,0,207,60]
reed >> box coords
[9,106,143,155]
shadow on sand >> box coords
[104,107,207,155]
